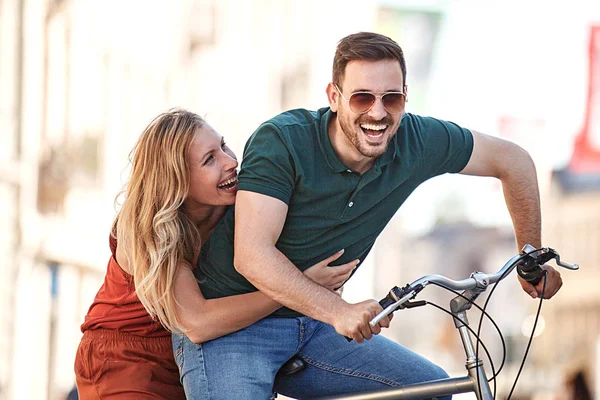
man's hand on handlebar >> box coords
[518,264,563,299]
[332,300,392,343]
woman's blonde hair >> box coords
[113,109,205,333]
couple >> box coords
[74,32,563,399]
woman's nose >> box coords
[223,153,238,171]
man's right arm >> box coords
[233,190,389,342]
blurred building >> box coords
[534,24,600,399]
[0,0,376,398]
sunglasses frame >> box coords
[334,83,407,115]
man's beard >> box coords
[338,112,396,158]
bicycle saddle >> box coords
[279,356,306,376]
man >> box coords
[186,32,562,399]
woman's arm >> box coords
[175,251,357,344]
[174,265,278,344]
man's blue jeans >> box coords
[172,317,450,400]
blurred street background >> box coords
[1,0,599,398]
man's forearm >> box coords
[234,246,348,325]
[500,146,541,250]
[460,131,561,298]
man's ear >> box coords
[326,82,339,112]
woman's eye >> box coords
[203,155,214,165]
[221,141,227,149]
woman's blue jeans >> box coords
[172,317,450,400]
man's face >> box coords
[330,59,406,161]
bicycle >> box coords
[310,244,579,400]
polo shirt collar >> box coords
[318,108,398,173]
[319,108,348,173]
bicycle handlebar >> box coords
[371,245,578,327]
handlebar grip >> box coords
[517,264,544,286]
[347,295,397,342]
[517,252,548,286]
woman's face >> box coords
[184,124,238,210]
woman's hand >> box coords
[303,249,358,291]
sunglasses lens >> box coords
[382,93,406,114]
[349,93,376,114]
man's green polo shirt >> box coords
[197,107,473,317]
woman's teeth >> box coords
[218,177,238,189]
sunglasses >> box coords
[334,84,406,115]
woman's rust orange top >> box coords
[81,236,168,337]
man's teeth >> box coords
[360,124,387,131]
[218,177,238,188]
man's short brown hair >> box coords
[332,32,406,88]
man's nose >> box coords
[367,97,387,120]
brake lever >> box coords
[518,246,579,285]
[535,247,579,270]
[523,246,579,270]
[402,300,427,309]
[555,253,579,270]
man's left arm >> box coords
[460,129,562,299]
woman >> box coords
[74,109,357,399]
